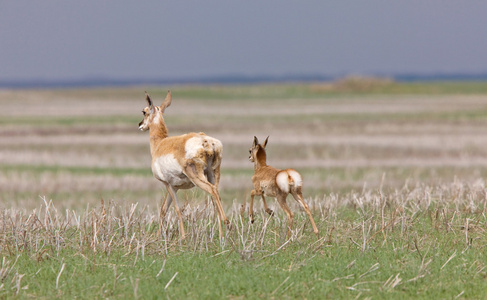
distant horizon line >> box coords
[2,72,487,89]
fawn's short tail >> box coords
[276,169,302,193]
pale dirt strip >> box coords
[0,172,157,193]
[1,90,487,117]
[2,130,487,168]
[2,149,487,169]
[2,131,487,150]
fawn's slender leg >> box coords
[291,189,319,235]
[261,195,274,216]
[276,193,294,238]
[249,190,259,223]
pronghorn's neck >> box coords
[149,114,169,157]
[254,148,267,171]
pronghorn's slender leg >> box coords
[160,192,173,220]
[185,164,226,224]
[163,183,186,238]
[158,193,170,236]
[184,163,228,238]
[212,161,222,190]
[206,157,217,185]
[290,189,319,235]
[276,193,294,238]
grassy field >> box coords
[2,79,487,298]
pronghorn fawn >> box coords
[248,136,319,237]
[138,91,229,239]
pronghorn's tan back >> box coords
[152,133,199,163]
[153,132,222,167]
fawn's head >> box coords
[249,136,269,163]
[138,90,172,131]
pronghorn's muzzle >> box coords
[138,120,147,131]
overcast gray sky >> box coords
[1,1,486,82]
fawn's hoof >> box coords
[224,219,232,230]
[265,208,274,216]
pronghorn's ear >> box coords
[145,91,155,114]
[161,90,172,112]
[253,136,259,147]
[262,136,269,148]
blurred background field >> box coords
[2,79,487,212]
[3,3,487,297]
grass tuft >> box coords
[1,181,487,297]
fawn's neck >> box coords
[254,149,267,171]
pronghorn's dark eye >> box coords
[142,110,146,115]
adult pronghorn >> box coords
[248,136,319,237]
[138,90,229,239]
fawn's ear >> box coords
[262,136,269,149]
[253,136,259,147]
[161,90,172,112]
[145,92,155,114]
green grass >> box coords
[2,185,487,299]
[8,244,483,299]
[5,105,487,129]
[21,80,487,102]
[159,81,487,99]
[0,115,140,126]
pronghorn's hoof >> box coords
[250,215,255,224]
[265,208,274,216]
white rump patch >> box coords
[185,136,204,159]
[276,169,302,193]
[185,135,223,161]
[205,136,223,156]
[287,169,302,187]
[276,172,290,193]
